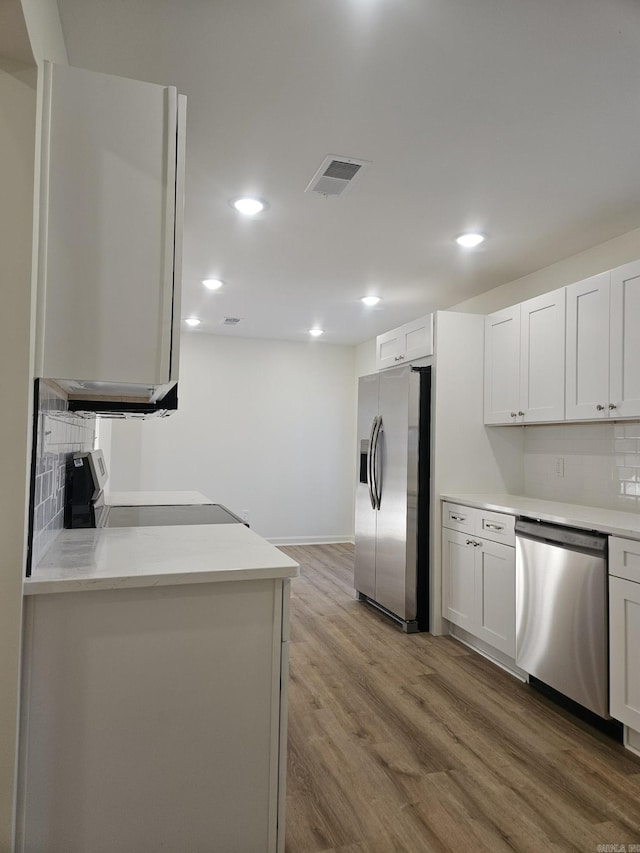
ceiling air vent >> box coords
[223,317,242,326]
[305,155,370,197]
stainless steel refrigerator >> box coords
[354,364,431,632]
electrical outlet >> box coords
[554,457,565,478]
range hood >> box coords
[59,379,178,418]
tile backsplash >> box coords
[30,380,95,569]
[523,422,640,512]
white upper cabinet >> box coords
[376,314,433,371]
[484,290,565,425]
[610,260,640,419]
[565,272,611,420]
[36,62,186,398]
[519,288,566,422]
[483,305,521,424]
[566,263,640,421]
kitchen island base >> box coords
[17,577,291,853]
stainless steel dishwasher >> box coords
[515,518,609,719]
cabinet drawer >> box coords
[610,536,640,584]
[442,502,476,534]
[477,509,515,546]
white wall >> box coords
[450,224,640,315]
[108,333,357,543]
[0,4,67,843]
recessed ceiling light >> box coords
[185,317,201,327]
[230,197,268,216]
[456,232,486,248]
[309,328,323,337]
[202,278,223,290]
[361,296,381,306]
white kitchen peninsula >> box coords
[18,522,298,853]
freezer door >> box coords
[354,374,379,600]
[375,365,418,621]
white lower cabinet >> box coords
[18,578,290,853]
[442,503,515,657]
[442,529,476,632]
[609,537,640,731]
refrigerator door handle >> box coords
[367,417,377,510]
[373,416,383,509]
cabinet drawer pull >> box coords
[609,403,618,410]
[465,539,473,546]
[450,514,466,522]
[518,411,525,417]
[510,412,517,418]
[473,540,482,547]
[596,404,605,411]
[484,523,504,531]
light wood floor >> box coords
[279,543,640,853]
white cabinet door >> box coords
[519,288,566,422]
[402,314,434,363]
[474,539,515,656]
[610,260,640,419]
[442,529,475,631]
[37,62,184,389]
[565,272,611,420]
[376,327,404,370]
[484,305,521,424]
[610,576,640,731]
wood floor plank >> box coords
[280,544,640,853]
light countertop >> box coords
[104,490,212,506]
[441,492,640,539]
[26,523,299,595]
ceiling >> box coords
[56,0,640,346]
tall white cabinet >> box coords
[36,62,185,399]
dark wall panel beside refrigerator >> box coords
[354,364,431,632]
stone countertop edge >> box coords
[25,524,300,595]
[441,492,640,539]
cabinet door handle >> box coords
[518,411,525,417]
[596,404,605,411]
[474,541,482,547]
[451,514,466,522]
[510,411,517,418]
[484,523,504,531]
[465,539,473,546]
[609,403,618,410]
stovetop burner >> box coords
[97,503,246,528]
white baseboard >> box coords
[267,535,355,546]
